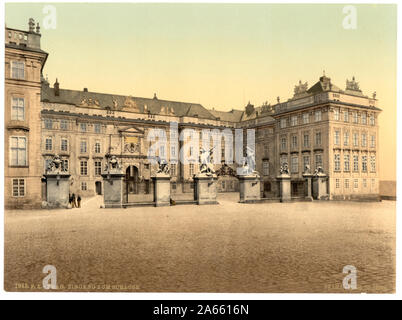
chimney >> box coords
[54,78,60,96]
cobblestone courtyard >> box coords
[4,194,395,293]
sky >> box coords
[5,3,397,180]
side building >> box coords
[5,20,48,209]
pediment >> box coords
[118,125,145,135]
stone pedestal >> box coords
[239,174,261,203]
[313,173,329,200]
[44,173,71,208]
[152,173,171,207]
[302,173,314,201]
[277,173,291,202]
[101,172,125,208]
[194,174,218,205]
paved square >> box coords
[4,194,395,293]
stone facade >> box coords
[4,21,48,209]
[4,22,382,209]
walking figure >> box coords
[71,193,76,208]
[77,195,81,208]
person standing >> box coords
[71,193,76,208]
[77,195,81,208]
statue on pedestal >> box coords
[47,154,67,174]
[279,163,290,175]
[156,157,170,175]
[199,148,216,176]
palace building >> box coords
[4,20,381,209]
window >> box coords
[80,123,87,132]
[362,156,368,172]
[315,132,322,146]
[94,123,101,133]
[10,137,27,166]
[171,146,177,158]
[189,164,195,176]
[336,179,340,189]
[160,146,165,158]
[171,163,177,176]
[363,179,367,188]
[291,135,298,149]
[334,154,341,171]
[60,120,68,130]
[315,110,322,122]
[94,142,101,154]
[345,179,350,189]
[344,132,349,146]
[362,134,367,147]
[12,179,25,197]
[354,179,359,189]
[44,119,53,129]
[371,179,376,188]
[45,137,53,151]
[280,155,288,165]
[291,157,299,173]
[281,137,287,150]
[61,139,68,152]
[263,160,269,176]
[370,155,376,172]
[303,155,310,170]
[303,113,310,124]
[334,131,340,145]
[11,97,25,121]
[80,161,88,175]
[303,134,310,148]
[80,140,87,153]
[344,110,349,122]
[315,154,323,169]
[11,61,24,79]
[344,154,350,172]
[361,113,367,125]
[291,116,298,126]
[370,135,376,148]
[81,182,87,191]
[95,161,102,176]
[334,109,340,121]
[353,155,359,172]
[353,112,358,124]
[353,133,359,147]
[280,119,287,129]
[62,159,69,172]
[370,115,375,126]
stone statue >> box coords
[156,157,170,175]
[372,91,377,99]
[280,163,290,175]
[240,146,258,176]
[105,155,121,172]
[294,80,308,96]
[314,166,325,176]
[346,76,361,91]
[303,164,311,175]
[47,154,67,174]
[199,148,216,175]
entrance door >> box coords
[125,165,139,202]
[95,181,102,195]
